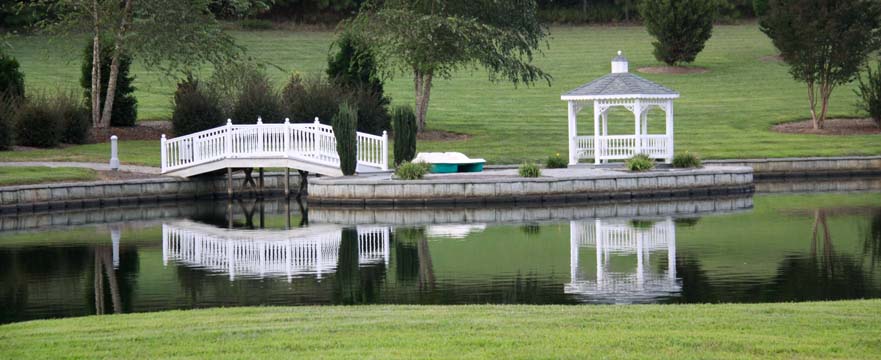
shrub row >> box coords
[2,91,91,148]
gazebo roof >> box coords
[561,51,680,101]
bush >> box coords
[240,18,273,30]
[232,72,284,124]
[327,33,390,135]
[347,86,390,135]
[332,102,358,176]
[81,41,138,127]
[671,151,702,168]
[857,61,881,127]
[0,94,18,150]
[395,161,430,180]
[545,153,567,168]
[0,53,25,99]
[392,105,417,166]
[519,162,542,178]
[640,0,715,65]
[15,94,62,148]
[625,154,655,171]
[55,91,91,144]
[172,76,225,136]
[282,74,341,124]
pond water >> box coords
[1,179,881,324]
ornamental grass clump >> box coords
[545,153,567,168]
[519,162,542,178]
[395,161,429,180]
[625,154,655,172]
[671,152,702,168]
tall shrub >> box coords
[640,0,715,65]
[857,60,881,127]
[80,42,138,127]
[172,76,225,135]
[0,94,17,150]
[282,74,342,125]
[0,53,25,99]
[392,105,417,166]
[332,102,358,176]
[231,72,284,124]
[15,94,62,148]
[56,91,91,144]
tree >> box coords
[640,0,715,65]
[81,41,137,127]
[760,0,881,129]
[0,53,25,99]
[347,0,552,132]
[30,0,240,128]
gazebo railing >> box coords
[574,135,669,161]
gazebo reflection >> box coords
[566,217,680,303]
[162,221,390,282]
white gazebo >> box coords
[562,51,679,165]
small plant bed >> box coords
[771,118,881,135]
[636,66,709,75]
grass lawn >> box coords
[0,166,97,186]
[1,301,880,359]
[0,141,159,167]
[3,24,880,165]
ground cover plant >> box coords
[394,161,429,180]
[1,300,880,359]
[545,153,567,168]
[625,153,655,171]
[671,151,701,168]
[519,162,542,177]
[3,25,880,165]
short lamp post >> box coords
[109,135,120,171]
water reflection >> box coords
[567,218,680,303]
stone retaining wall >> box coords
[310,166,754,206]
[706,156,881,178]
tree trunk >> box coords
[99,0,135,128]
[807,81,820,130]
[413,70,433,133]
[90,0,102,128]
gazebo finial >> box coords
[612,51,628,73]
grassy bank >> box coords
[1,301,880,359]
[4,24,880,164]
[0,166,97,186]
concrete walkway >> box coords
[0,161,161,174]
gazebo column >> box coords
[665,100,674,163]
[633,99,642,156]
[567,101,578,165]
[593,101,601,165]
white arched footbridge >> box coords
[160,118,388,177]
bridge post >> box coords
[256,117,263,153]
[225,119,232,157]
[283,118,291,157]
[313,117,320,158]
[382,130,389,171]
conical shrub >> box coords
[333,102,358,175]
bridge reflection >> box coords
[567,218,680,303]
[162,222,389,281]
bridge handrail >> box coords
[160,118,388,174]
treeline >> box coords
[1,0,757,30]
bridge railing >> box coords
[160,118,388,174]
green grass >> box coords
[3,24,880,165]
[0,166,97,186]
[1,301,880,359]
[0,141,159,167]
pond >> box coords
[1,179,880,324]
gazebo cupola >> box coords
[561,51,679,165]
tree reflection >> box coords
[333,228,387,304]
[863,209,881,267]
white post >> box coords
[601,112,608,136]
[666,217,676,280]
[256,116,264,153]
[109,135,119,171]
[381,130,389,171]
[160,134,167,173]
[665,100,674,163]
[567,101,578,165]
[111,226,120,269]
[633,99,642,156]
[225,119,233,157]
[593,101,601,165]
[570,221,579,283]
[313,117,321,158]
[284,118,291,158]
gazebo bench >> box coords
[413,152,486,173]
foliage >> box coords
[327,33,390,135]
[857,61,881,127]
[210,0,274,19]
[346,86,389,135]
[172,76,225,136]
[752,0,768,16]
[394,161,429,180]
[518,162,541,177]
[392,105,417,166]
[545,153,567,168]
[55,91,91,144]
[0,94,18,150]
[625,153,655,171]
[629,219,657,229]
[240,18,273,30]
[347,0,552,132]
[671,151,702,168]
[231,71,284,124]
[332,102,358,175]
[760,0,881,129]
[80,41,138,127]
[0,53,25,99]
[640,0,715,65]
[15,94,62,148]
[282,74,388,134]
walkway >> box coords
[0,161,161,174]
